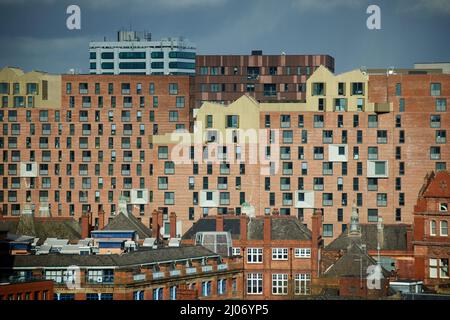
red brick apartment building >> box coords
[194,51,335,107]
[0,280,53,300]
[0,64,449,244]
[0,246,243,300]
[0,67,192,231]
[181,210,323,299]
[413,170,450,292]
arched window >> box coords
[440,221,448,236]
[430,220,437,236]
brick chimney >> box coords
[216,214,224,232]
[406,225,413,251]
[311,208,323,277]
[81,212,91,239]
[169,212,177,238]
[240,214,248,242]
[151,210,159,238]
[98,209,105,230]
[264,215,271,243]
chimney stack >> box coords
[98,209,105,230]
[81,212,91,239]
[264,215,271,243]
[216,214,224,232]
[311,208,323,277]
[240,214,248,242]
[151,210,159,238]
[169,212,177,238]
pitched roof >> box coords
[421,171,450,198]
[102,212,152,239]
[0,245,218,269]
[0,216,81,245]
[182,216,312,241]
[323,243,390,278]
[325,224,409,251]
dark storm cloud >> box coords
[0,0,449,73]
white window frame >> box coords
[295,273,311,295]
[272,273,288,295]
[440,220,448,237]
[295,248,311,258]
[247,273,263,295]
[430,220,437,236]
[429,258,438,278]
[440,258,449,279]
[232,247,241,256]
[247,248,263,264]
[272,248,288,260]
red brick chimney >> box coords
[264,215,271,243]
[169,212,177,238]
[98,209,105,230]
[406,225,413,251]
[240,214,248,242]
[311,208,323,277]
[413,215,425,242]
[151,210,159,238]
[81,212,91,239]
[216,214,224,232]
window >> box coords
[430,146,441,160]
[377,193,387,207]
[247,248,263,263]
[351,82,364,95]
[247,273,263,295]
[272,248,288,260]
[436,98,447,112]
[312,82,325,96]
[368,209,379,222]
[440,221,448,236]
[295,274,311,295]
[431,115,441,128]
[431,83,441,96]
[323,224,333,237]
[164,192,175,205]
[153,288,163,300]
[395,83,402,96]
[226,115,239,128]
[295,248,311,258]
[272,274,288,295]
[368,115,378,128]
[436,130,446,144]
[377,130,387,144]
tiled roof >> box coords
[182,216,312,241]
[0,216,81,245]
[0,245,219,269]
[323,243,390,278]
[325,224,409,251]
[102,212,152,239]
[421,171,450,198]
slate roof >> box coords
[325,224,409,251]
[421,171,450,198]
[182,216,312,241]
[102,212,152,239]
[0,216,82,245]
[0,245,219,269]
[323,243,390,278]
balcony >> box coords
[374,103,392,113]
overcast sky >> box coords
[0,0,449,74]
